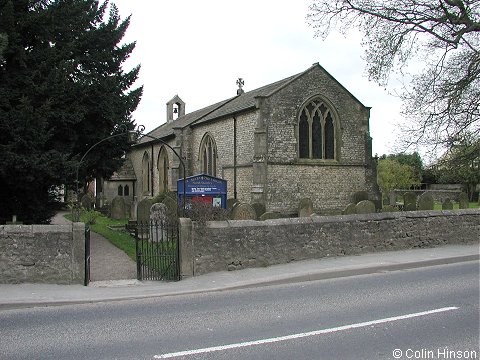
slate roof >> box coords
[135,67,309,146]
[109,158,136,181]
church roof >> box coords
[108,158,136,181]
[135,63,365,146]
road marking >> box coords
[153,307,458,359]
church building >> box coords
[104,63,381,215]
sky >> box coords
[112,0,404,156]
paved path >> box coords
[51,211,136,282]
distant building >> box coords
[105,63,381,215]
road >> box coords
[0,261,478,360]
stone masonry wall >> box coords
[185,209,479,275]
[0,223,85,284]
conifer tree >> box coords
[0,0,142,223]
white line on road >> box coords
[153,306,458,359]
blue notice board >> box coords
[177,174,227,209]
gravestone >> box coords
[403,192,417,211]
[81,194,93,211]
[110,196,126,220]
[342,203,357,215]
[259,211,282,221]
[442,198,454,210]
[150,203,168,223]
[298,198,314,217]
[251,203,266,220]
[351,191,369,204]
[381,205,399,213]
[231,203,257,220]
[137,198,153,224]
[227,198,239,212]
[417,192,434,211]
[355,200,376,214]
[162,195,179,221]
[458,192,469,209]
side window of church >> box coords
[298,99,336,160]
[124,185,129,196]
[118,185,123,196]
[142,152,151,194]
[200,134,217,176]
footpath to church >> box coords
[51,212,136,282]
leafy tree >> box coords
[377,158,420,199]
[386,152,424,182]
[308,0,480,152]
[0,0,142,224]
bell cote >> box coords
[166,95,185,123]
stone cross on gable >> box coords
[236,78,244,95]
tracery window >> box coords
[199,134,217,176]
[157,146,169,193]
[298,98,337,160]
[142,152,151,195]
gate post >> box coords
[179,218,194,278]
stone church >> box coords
[104,63,380,215]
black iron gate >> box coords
[135,221,180,281]
[84,225,91,286]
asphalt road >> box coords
[1,261,478,360]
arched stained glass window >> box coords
[298,98,338,160]
[200,134,217,177]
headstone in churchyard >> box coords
[442,198,454,210]
[150,203,168,223]
[355,200,376,214]
[417,192,434,211]
[81,194,93,211]
[298,198,314,217]
[403,191,417,211]
[381,204,400,213]
[227,198,239,212]
[251,202,266,220]
[458,192,469,209]
[231,203,257,220]
[351,191,369,204]
[259,211,282,221]
[342,203,357,215]
[110,196,126,220]
[137,198,153,224]
[162,195,179,222]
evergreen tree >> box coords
[0,0,142,224]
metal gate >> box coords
[84,225,91,286]
[135,221,180,281]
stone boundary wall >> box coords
[179,209,479,276]
[0,223,85,284]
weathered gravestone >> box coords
[298,198,314,217]
[403,191,417,211]
[355,200,376,214]
[162,195,179,222]
[442,198,454,210]
[81,194,93,211]
[381,204,400,213]
[227,198,239,212]
[417,192,434,211]
[137,198,153,223]
[351,191,369,204]
[458,192,469,209]
[251,202,266,220]
[259,211,282,221]
[231,203,257,220]
[150,203,168,223]
[342,203,357,215]
[110,196,126,220]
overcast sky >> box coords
[112,0,404,156]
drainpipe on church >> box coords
[233,115,238,199]
[151,143,154,197]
